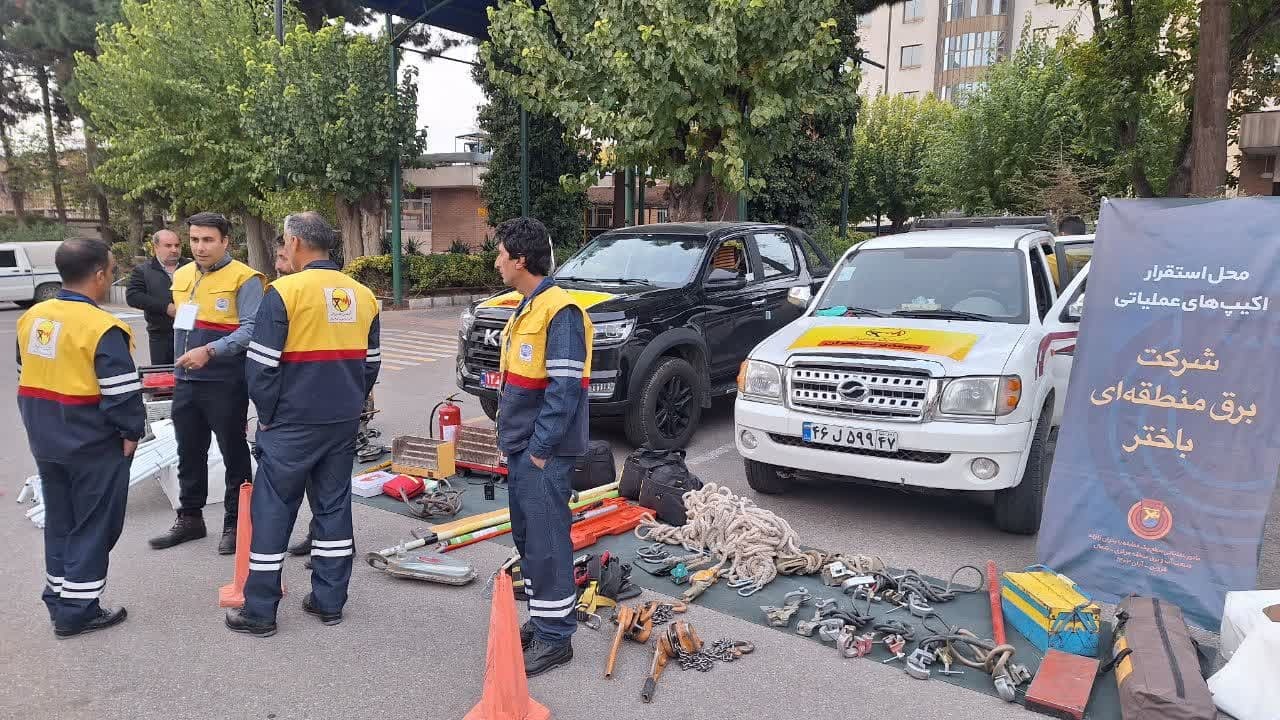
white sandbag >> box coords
[1219,589,1280,660]
[1207,622,1280,720]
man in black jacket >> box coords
[126,229,190,365]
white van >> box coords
[0,241,63,307]
[734,229,1093,534]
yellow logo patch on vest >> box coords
[325,287,357,323]
[787,326,980,361]
[27,318,61,359]
[480,288,617,311]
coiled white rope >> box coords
[636,483,850,590]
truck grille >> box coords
[788,365,931,421]
[768,434,949,464]
[463,318,506,373]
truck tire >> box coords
[744,458,790,495]
[624,356,701,450]
[993,406,1052,535]
[13,300,35,309]
[33,282,61,302]
[479,395,499,421]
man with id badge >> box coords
[149,212,265,555]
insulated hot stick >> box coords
[365,487,620,566]
[987,560,1006,646]
[441,502,618,552]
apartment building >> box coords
[857,0,1096,101]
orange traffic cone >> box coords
[464,571,550,720]
[218,482,284,608]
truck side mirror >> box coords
[1066,294,1085,322]
[787,286,812,308]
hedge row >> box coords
[345,252,503,296]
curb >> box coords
[382,291,495,311]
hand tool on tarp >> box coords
[441,499,615,553]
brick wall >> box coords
[1238,155,1276,197]
[429,188,493,253]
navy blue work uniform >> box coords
[497,279,593,646]
[242,260,380,621]
[16,291,145,631]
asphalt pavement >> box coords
[1,302,1275,720]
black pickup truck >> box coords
[456,222,831,449]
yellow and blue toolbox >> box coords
[1001,564,1101,657]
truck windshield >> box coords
[815,247,1030,324]
[555,233,707,288]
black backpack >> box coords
[620,447,703,526]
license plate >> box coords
[481,371,500,389]
[802,422,897,452]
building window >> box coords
[1263,155,1277,177]
[941,82,984,104]
[1032,26,1058,43]
[394,196,431,232]
[900,44,923,69]
[943,31,1005,70]
[589,206,614,228]
[902,91,920,98]
[903,0,924,21]
[656,208,669,223]
[947,0,1005,20]
[856,14,870,29]
[991,0,1006,14]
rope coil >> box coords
[636,483,839,590]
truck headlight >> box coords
[459,305,476,334]
[593,318,635,347]
[939,376,1021,417]
[738,360,782,402]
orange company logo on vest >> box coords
[28,319,61,359]
[325,287,357,324]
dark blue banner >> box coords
[1038,197,1280,629]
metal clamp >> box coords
[904,648,935,680]
[838,627,876,658]
[880,634,907,663]
[794,598,837,637]
[816,618,847,643]
[821,561,853,586]
[760,588,811,627]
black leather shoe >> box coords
[217,529,236,555]
[148,515,206,549]
[55,607,127,639]
[302,594,342,626]
[520,620,535,650]
[523,638,572,677]
[287,533,312,556]
[225,609,277,637]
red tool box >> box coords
[1025,649,1099,720]
[570,497,652,551]
[138,365,176,399]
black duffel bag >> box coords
[571,440,616,492]
[634,450,703,526]
[619,448,685,500]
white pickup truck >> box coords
[734,228,1092,534]
[0,241,63,307]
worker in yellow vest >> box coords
[225,212,380,637]
[16,239,145,638]
[149,212,265,555]
[493,217,593,676]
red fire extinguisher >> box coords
[433,394,462,442]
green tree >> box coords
[77,0,284,270]
[473,53,590,249]
[1058,0,1280,196]
[847,93,954,231]
[483,0,872,221]
[240,22,425,263]
[925,32,1086,214]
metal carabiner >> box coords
[636,543,670,561]
[726,578,755,589]
[737,583,764,597]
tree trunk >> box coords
[666,170,715,222]
[711,186,740,221]
[335,195,365,265]
[151,207,167,233]
[358,191,387,257]
[1188,0,1230,197]
[127,201,145,255]
[83,133,118,244]
[241,212,273,274]
[36,66,67,225]
[0,123,26,227]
